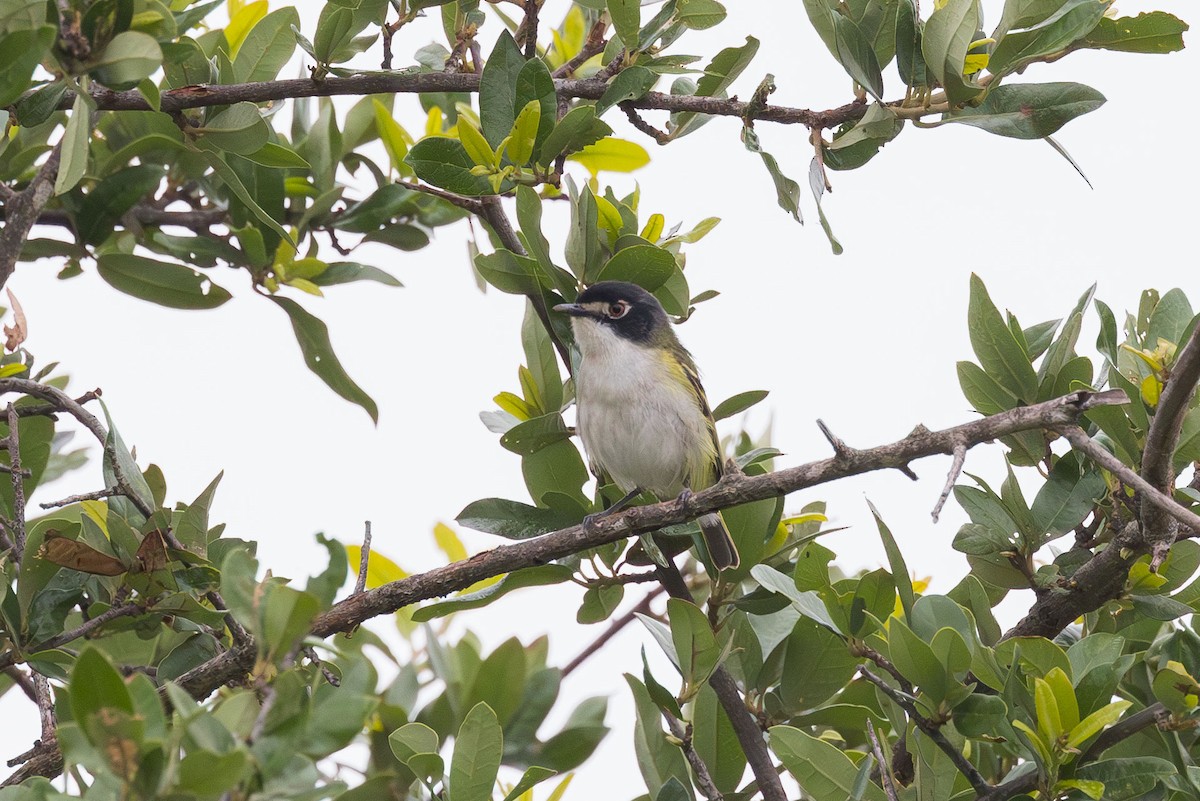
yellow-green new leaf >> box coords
[55,92,91,195]
[1012,718,1053,766]
[373,100,412,175]
[459,119,498,168]
[1044,667,1079,732]
[1034,676,1063,745]
[1066,700,1132,749]
[507,100,541,166]
[567,138,650,177]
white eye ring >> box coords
[607,301,629,319]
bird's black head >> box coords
[554,281,670,344]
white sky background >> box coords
[3,0,1198,795]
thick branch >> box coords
[1,389,1139,786]
[53,73,872,131]
[1140,323,1200,563]
[0,142,63,290]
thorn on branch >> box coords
[816,419,853,458]
[355,520,372,596]
[930,442,967,523]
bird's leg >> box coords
[583,487,643,532]
[675,487,695,513]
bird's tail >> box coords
[698,512,739,570]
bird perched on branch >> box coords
[554,281,739,571]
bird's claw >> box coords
[675,488,695,513]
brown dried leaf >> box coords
[38,531,127,576]
[134,529,168,573]
[4,289,27,352]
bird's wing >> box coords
[678,353,724,484]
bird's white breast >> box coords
[571,318,712,499]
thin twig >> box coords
[6,405,25,562]
[355,521,372,596]
[655,560,787,801]
[551,20,607,78]
[860,665,991,796]
[561,586,664,677]
[2,667,37,702]
[1056,424,1200,536]
[664,717,724,801]
[521,0,539,59]
[866,718,900,801]
[0,602,144,671]
[38,486,121,510]
[398,180,484,214]
[621,103,671,145]
[931,441,968,523]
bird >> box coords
[554,281,739,570]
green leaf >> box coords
[501,767,558,801]
[536,105,613,164]
[921,0,982,104]
[1030,461,1104,540]
[595,66,657,116]
[712,390,769,421]
[667,598,725,694]
[676,0,727,30]
[578,584,624,624]
[1083,12,1188,54]
[1075,757,1176,801]
[71,646,134,724]
[834,15,884,99]
[91,31,162,89]
[626,674,692,797]
[0,26,55,107]
[968,274,1039,401]
[742,127,802,223]
[178,750,247,795]
[233,6,299,82]
[312,261,403,287]
[990,0,1106,76]
[778,616,860,711]
[808,156,843,255]
[480,30,524,147]
[55,92,91,196]
[270,296,379,422]
[771,726,887,801]
[958,360,1019,414]
[412,565,573,621]
[595,245,675,291]
[389,722,440,763]
[449,703,503,801]
[669,36,759,139]
[97,253,232,309]
[76,165,164,246]
[607,0,641,48]
[515,58,557,156]
[474,249,545,295]
[406,136,500,196]
[870,501,913,622]
[197,101,271,155]
[196,145,293,245]
[944,82,1105,140]
[501,413,572,454]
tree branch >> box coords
[1140,323,1200,567]
[1,388,1139,787]
[0,141,63,291]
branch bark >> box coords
[1140,323,1200,566]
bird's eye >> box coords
[607,302,629,319]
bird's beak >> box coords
[553,303,588,317]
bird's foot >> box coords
[675,488,695,513]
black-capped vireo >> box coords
[554,281,739,571]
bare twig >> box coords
[860,665,991,795]
[866,718,900,801]
[2,389,1142,787]
[1055,425,1200,536]
[664,717,724,801]
[477,195,571,367]
[38,486,121,510]
[561,586,664,677]
[398,180,484,214]
[0,602,144,671]
[931,441,968,523]
[621,103,671,145]
[818,418,919,480]
[2,667,37,702]
[520,0,539,59]
[5,405,26,562]
[551,20,607,78]
[655,560,787,801]
[355,521,372,596]
[31,673,56,751]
